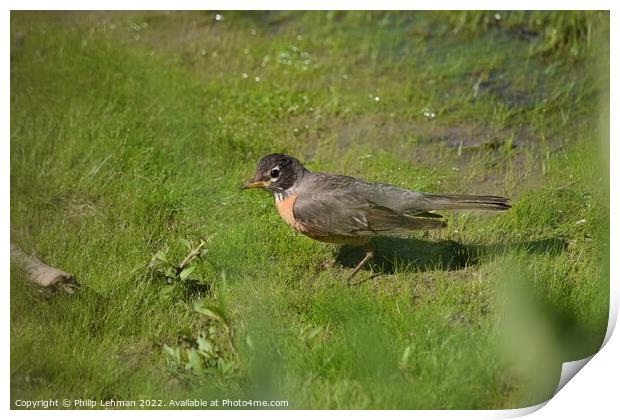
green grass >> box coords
[10,11,609,409]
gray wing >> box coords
[292,191,445,239]
[301,173,447,215]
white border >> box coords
[4,2,617,419]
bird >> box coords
[241,153,511,280]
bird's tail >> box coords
[419,193,511,211]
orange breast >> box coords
[275,192,301,230]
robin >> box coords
[241,154,511,280]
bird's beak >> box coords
[240,179,270,190]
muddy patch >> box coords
[290,113,548,196]
[296,113,533,159]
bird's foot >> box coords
[346,245,375,285]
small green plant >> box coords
[163,301,240,377]
[148,238,209,284]
[148,239,208,295]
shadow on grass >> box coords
[336,237,568,275]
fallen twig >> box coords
[176,240,207,276]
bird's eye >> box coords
[270,168,280,178]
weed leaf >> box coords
[179,266,196,281]
[193,301,229,328]
[187,348,204,373]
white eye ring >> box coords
[270,166,280,179]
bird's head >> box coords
[240,153,308,195]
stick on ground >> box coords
[10,243,80,294]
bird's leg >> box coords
[347,243,375,282]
